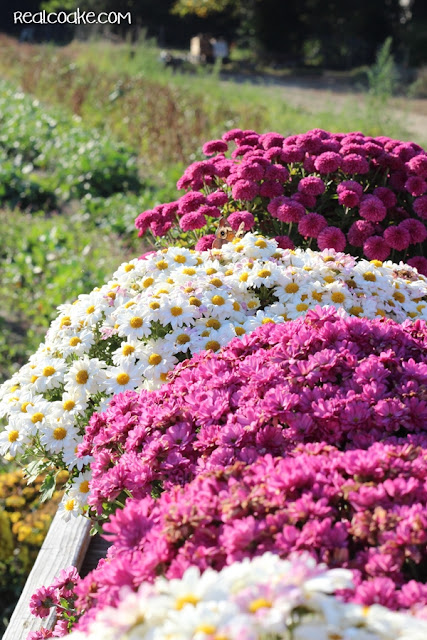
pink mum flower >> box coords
[405,176,427,197]
[313,151,341,174]
[29,585,59,618]
[341,153,370,174]
[413,195,427,219]
[298,213,328,238]
[399,218,427,244]
[298,176,326,196]
[363,236,391,261]
[407,154,427,178]
[227,211,255,231]
[408,256,427,277]
[317,226,346,252]
[179,211,206,231]
[338,189,360,208]
[347,220,375,247]
[373,186,397,208]
[231,179,259,201]
[178,192,206,215]
[359,195,387,222]
[383,225,411,251]
[274,235,295,249]
[195,234,215,251]
[203,139,228,155]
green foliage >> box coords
[0,81,141,208]
[0,208,129,382]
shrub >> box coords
[135,128,427,274]
[2,237,427,511]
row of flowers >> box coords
[2,129,427,639]
[2,234,427,515]
[135,128,427,274]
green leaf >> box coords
[39,473,57,503]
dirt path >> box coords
[221,72,427,143]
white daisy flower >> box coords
[105,360,145,395]
[64,357,108,398]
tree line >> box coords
[1,0,427,68]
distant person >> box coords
[211,37,229,64]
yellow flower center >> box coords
[21,402,33,413]
[189,296,201,307]
[206,268,217,275]
[157,289,169,295]
[324,275,335,283]
[183,267,196,275]
[148,354,162,366]
[234,244,244,252]
[75,370,89,384]
[125,301,136,308]
[130,316,143,329]
[64,499,76,512]
[124,264,135,272]
[210,278,223,287]
[116,373,130,386]
[205,340,220,351]
[8,430,19,443]
[63,400,75,411]
[206,318,221,329]
[296,303,309,312]
[285,282,299,293]
[262,318,275,324]
[196,625,216,635]
[212,295,225,306]
[363,271,376,282]
[233,302,240,311]
[107,291,116,300]
[143,277,154,288]
[370,260,383,267]
[31,412,44,424]
[248,301,258,309]
[171,306,183,317]
[156,260,168,270]
[393,291,405,303]
[175,594,200,610]
[42,366,56,377]
[79,480,90,493]
[30,375,39,384]
[177,334,190,345]
[258,269,271,278]
[225,269,233,276]
[331,292,345,303]
[235,326,245,335]
[122,345,135,356]
[86,305,95,314]
[248,598,272,613]
[349,305,363,316]
[255,239,267,248]
[60,316,71,328]
[53,427,67,440]
[376,309,386,317]
[160,372,168,382]
[323,256,334,262]
[69,337,81,346]
[174,254,186,263]
[240,272,249,282]
[312,291,323,302]
[150,302,160,310]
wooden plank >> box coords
[4,512,91,640]
[80,535,111,578]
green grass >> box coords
[0,35,416,174]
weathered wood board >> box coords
[3,512,91,640]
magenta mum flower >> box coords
[359,195,387,222]
[227,211,255,231]
[203,139,229,155]
[317,226,346,251]
[313,151,341,174]
[298,213,328,238]
[413,195,427,219]
[383,225,411,251]
[231,179,259,201]
[179,211,206,231]
[363,235,391,261]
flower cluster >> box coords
[80,310,427,515]
[135,128,427,273]
[68,440,427,630]
[2,236,427,511]
[39,554,427,640]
